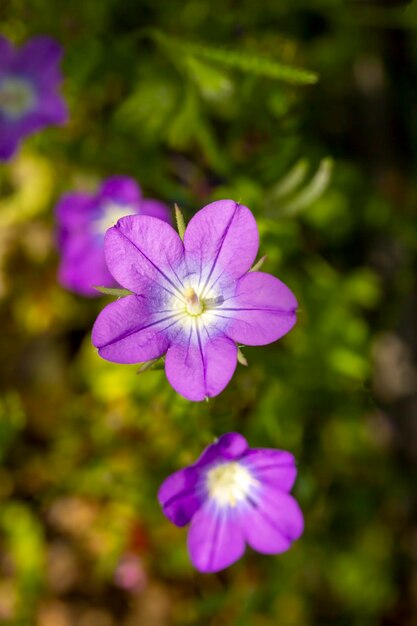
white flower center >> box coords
[92,201,136,235]
[0,77,35,119]
[184,287,204,316]
[169,280,228,336]
[206,461,257,507]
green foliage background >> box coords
[1,1,416,625]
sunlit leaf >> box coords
[94,286,133,297]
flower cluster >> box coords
[0,35,67,160]
[159,433,303,573]
[92,199,297,401]
[56,176,171,296]
[2,33,304,575]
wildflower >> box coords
[56,176,171,296]
[0,35,68,160]
[114,554,147,592]
[92,200,297,400]
[158,432,303,573]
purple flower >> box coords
[0,35,68,160]
[158,433,303,573]
[114,554,147,592]
[56,176,171,297]
[92,199,297,400]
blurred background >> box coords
[1,1,417,624]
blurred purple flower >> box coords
[114,554,147,592]
[158,432,303,573]
[92,199,297,400]
[0,35,68,160]
[56,176,171,297]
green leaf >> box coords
[94,286,133,297]
[166,84,200,149]
[0,393,25,462]
[136,357,165,374]
[175,203,186,240]
[270,158,310,199]
[153,32,318,85]
[250,255,267,272]
[278,158,334,216]
[1,504,44,618]
[184,55,234,101]
[115,75,179,140]
[237,348,248,366]
[166,84,226,172]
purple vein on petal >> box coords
[166,256,186,291]
[214,290,296,307]
[201,265,229,300]
[196,252,204,292]
[249,462,295,473]
[98,311,187,349]
[205,313,232,323]
[246,496,293,544]
[212,307,296,314]
[200,318,213,341]
[199,204,239,296]
[130,267,183,304]
[207,509,222,572]
[163,487,197,510]
[185,324,194,365]
[195,320,207,390]
[116,226,186,300]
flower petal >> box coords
[195,433,249,469]
[187,500,245,573]
[184,200,259,291]
[92,294,183,363]
[158,467,201,527]
[242,486,304,555]
[29,91,68,125]
[0,36,13,71]
[224,271,297,346]
[165,332,237,401]
[140,198,171,224]
[4,96,67,141]
[58,234,112,297]
[242,449,297,492]
[98,176,142,205]
[104,215,185,296]
[0,123,20,160]
[13,36,63,84]
[56,192,95,234]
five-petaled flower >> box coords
[0,35,68,160]
[92,199,298,400]
[56,176,171,296]
[158,432,303,573]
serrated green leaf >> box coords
[184,55,234,101]
[188,43,318,84]
[153,32,318,85]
